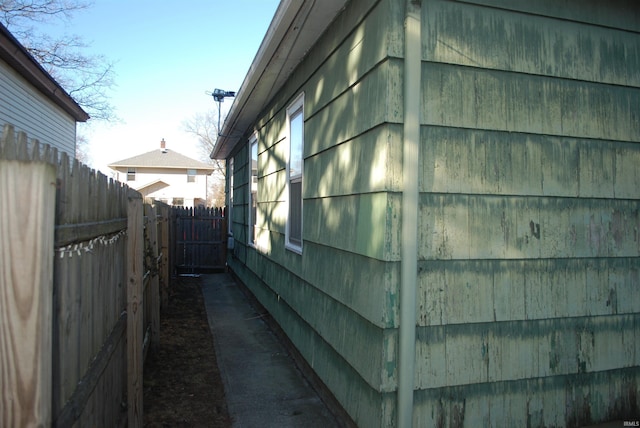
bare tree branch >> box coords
[0,0,117,122]
[75,131,89,162]
[0,0,89,24]
[182,108,226,176]
[183,107,227,207]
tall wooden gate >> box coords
[171,206,227,274]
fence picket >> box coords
[31,139,40,161]
[172,205,227,273]
[16,131,28,160]
[155,202,170,310]
[144,203,160,352]
[127,189,144,428]
[1,124,17,158]
[0,157,56,427]
[0,124,164,427]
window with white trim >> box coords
[187,169,196,183]
[286,93,304,253]
[248,135,258,247]
[127,167,136,181]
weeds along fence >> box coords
[0,124,167,428]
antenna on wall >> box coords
[207,89,236,136]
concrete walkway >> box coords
[201,273,340,428]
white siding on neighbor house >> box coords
[0,57,77,156]
[115,167,210,208]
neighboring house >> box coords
[0,23,89,156]
[211,1,640,427]
[110,139,215,207]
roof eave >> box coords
[210,0,347,160]
[108,163,215,172]
[0,23,89,122]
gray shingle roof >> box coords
[108,149,215,171]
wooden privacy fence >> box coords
[151,201,171,313]
[0,124,169,427]
[171,206,227,274]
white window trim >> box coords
[248,133,258,248]
[285,93,304,254]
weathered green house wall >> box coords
[227,1,403,426]
[414,0,640,426]
[224,0,640,426]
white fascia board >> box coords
[211,0,347,159]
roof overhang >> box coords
[108,163,216,172]
[211,0,348,159]
[0,23,89,122]
[135,179,170,192]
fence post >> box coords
[0,156,56,426]
[169,207,176,279]
[158,204,170,310]
[144,203,160,352]
[127,189,144,428]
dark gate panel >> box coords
[172,206,226,273]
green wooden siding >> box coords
[424,1,640,87]
[413,369,637,427]
[421,127,640,198]
[226,0,640,425]
[227,1,402,426]
[423,63,640,141]
[413,0,640,425]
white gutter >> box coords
[398,1,421,427]
[211,0,303,157]
[211,0,347,160]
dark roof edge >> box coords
[108,163,215,171]
[108,149,217,170]
[0,23,90,122]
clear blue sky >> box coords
[65,1,280,174]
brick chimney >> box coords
[160,138,167,152]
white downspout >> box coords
[398,1,421,428]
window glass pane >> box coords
[251,142,258,193]
[250,140,258,244]
[187,169,196,183]
[288,180,302,246]
[289,108,303,178]
[286,94,304,252]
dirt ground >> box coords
[143,276,232,427]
